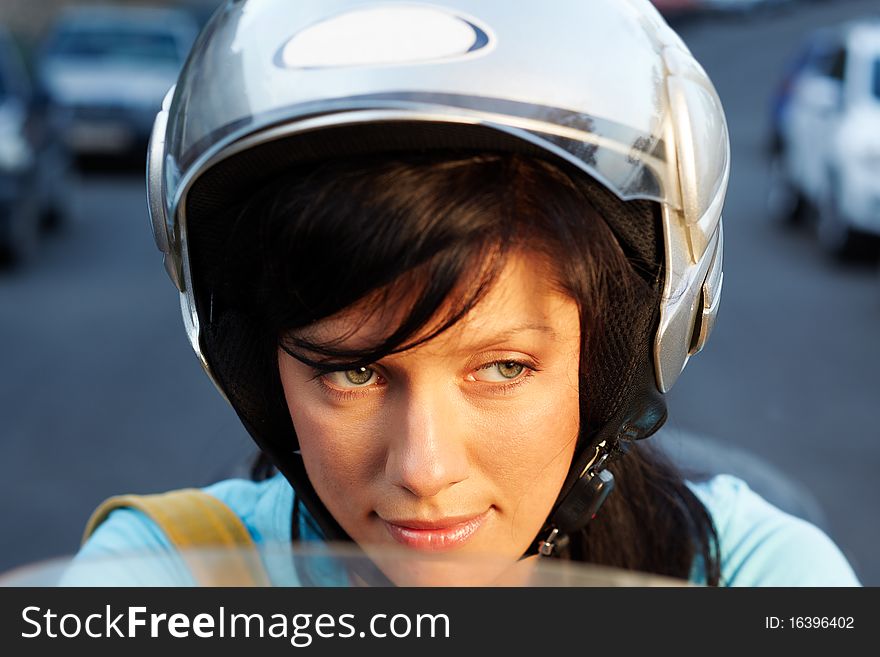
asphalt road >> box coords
[1,0,878,584]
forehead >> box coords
[295,250,576,355]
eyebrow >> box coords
[456,323,558,352]
[282,323,560,369]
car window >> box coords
[874,58,880,100]
[807,43,847,83]
[47,26,184,65]
[827,47,847,82]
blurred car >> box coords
[38,6,197,158]
[0,27,70,266]
[770,19,880,257]
[766,28,835,224]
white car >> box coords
[38,6,197,157]
[772,20,880,258]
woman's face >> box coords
[278,250,581,585]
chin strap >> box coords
[537,438,626,557]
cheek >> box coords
[474,375,579,482]
[291,404,366,487]
[476,374,580,546]
[278,364,385,513]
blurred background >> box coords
[0,0,878,584]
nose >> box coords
[384,384,470,499]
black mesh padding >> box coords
[185,121,668,543]
[583,187,663,285]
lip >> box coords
[381,510,490,552]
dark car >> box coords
[0,27,70,266]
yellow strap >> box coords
[83,489,270,587]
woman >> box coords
[77,0,858,586]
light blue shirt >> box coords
[69,473,860,586]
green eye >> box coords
[496,361,524,379]
[473,360,530,384]
[344,367,374,385]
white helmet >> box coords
[146,0,728,545]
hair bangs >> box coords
[242,154,519,369]
[277,239,509,370]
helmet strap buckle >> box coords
[538,440,617,558]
